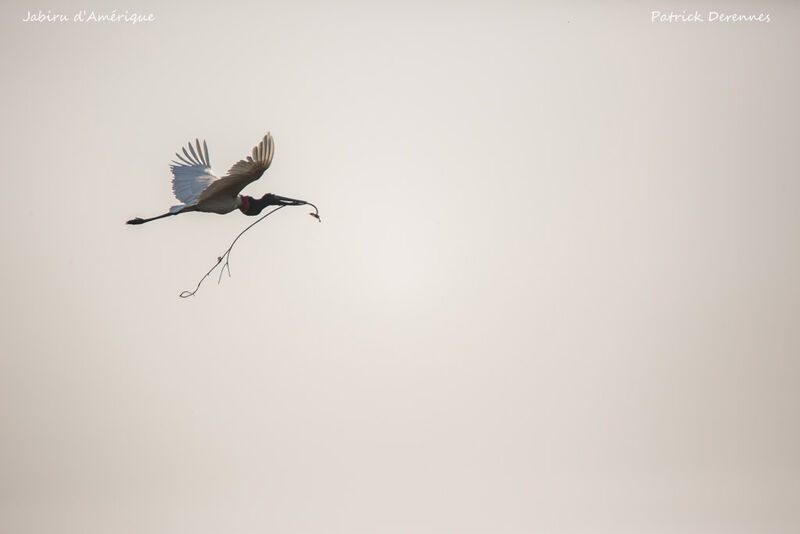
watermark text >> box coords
[651,10,770,23]
[22,9,155,24]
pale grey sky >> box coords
[1,1,799,533]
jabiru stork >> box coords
[126,132,311,225]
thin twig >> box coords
[179,203,320,298]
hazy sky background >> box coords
[1,1,798,533]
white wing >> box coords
[196,133,274,204]
[170,139,219,205]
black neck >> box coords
[246,193,308,215]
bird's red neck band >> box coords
[238,195,250,214]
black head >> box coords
[239,194,283,216]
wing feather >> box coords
[188,142,199,163]
[175,152,194,166]
[196,133,275,203]
[170,139,219,205]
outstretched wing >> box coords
[195,133,274,204]
[170,139,219,205]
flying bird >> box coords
[127,133,311,225]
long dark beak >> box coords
[257,193,321,221]
[263,194,308,206]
